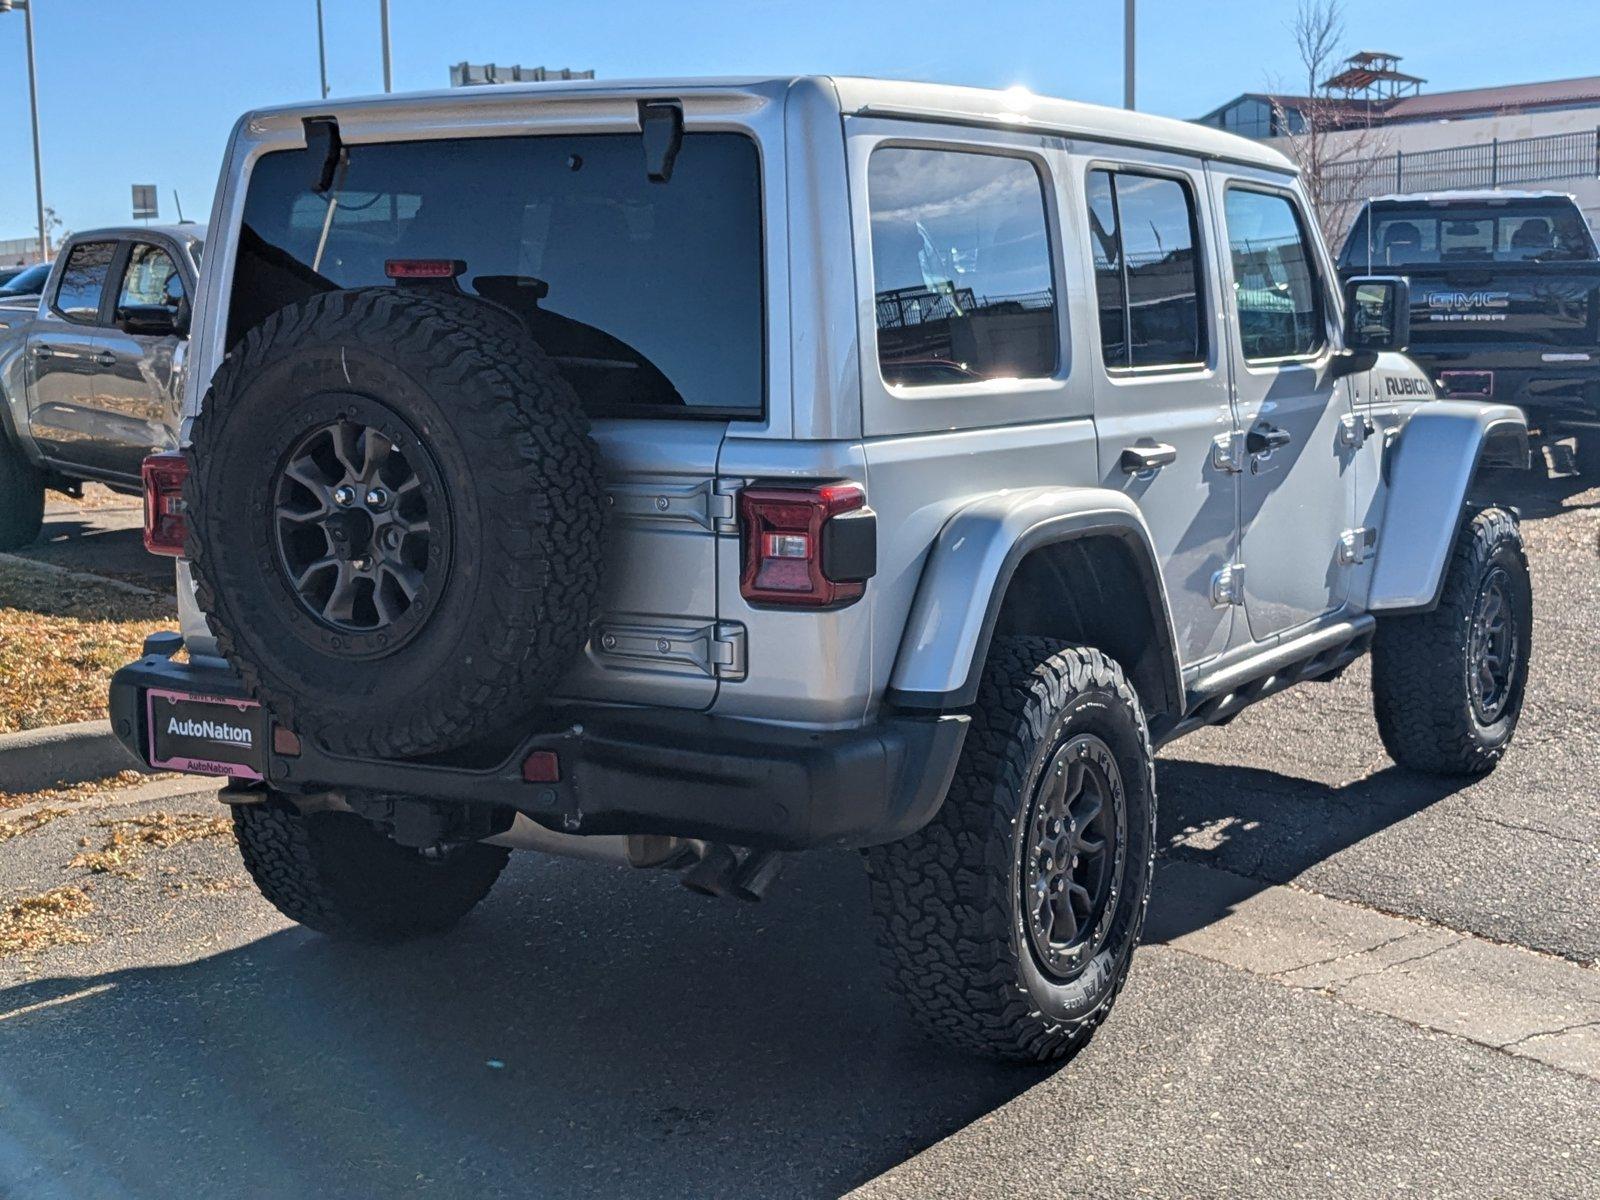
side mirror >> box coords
[117,303,184,337]
[1343,275,1410,353]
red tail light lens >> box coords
[384,258,465,279]
[141,452,189,557]
[739,483,875,607]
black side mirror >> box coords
[117,303,183,337]
[1343,275,1410,353]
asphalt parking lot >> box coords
[0,467,1595,1199]
[12,488,171,595]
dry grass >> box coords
[0,886,93,957]
[49,483,139,513]
[0,558,172,733]
[70,810,234,877]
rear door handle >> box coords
[1119,443,1178,474]
[32,344,54,359]
[94,351,116,367]
[1246,424,1292,455]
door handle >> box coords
[94,351,116,367]
[32,344,54,359]
[1246,424,1292,455]
[1119,443,1179,474]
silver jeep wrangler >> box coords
[112,77,1532,1062]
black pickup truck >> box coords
[1338,191,1600,475]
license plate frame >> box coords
[146,688,267,780]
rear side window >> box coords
[233,132,764,417]
[53,240,116,323]
[1087,170,1205,369]
[1223,188,1325,361]
[868,147,1057,387]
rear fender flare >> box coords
[886,487,1183,716]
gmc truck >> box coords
[1338,191,1600,474]
[0,225,203,549]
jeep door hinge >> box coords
[1211,563,1246,607]
[1211,430,1246,474]
[1339,413,1376,449]
[1337,527,1377,566]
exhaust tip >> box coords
[729,849,784,903]
[680,843,739,898]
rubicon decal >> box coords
[1384,376,1431,397]
[165,716,254,747]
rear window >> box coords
[1341,201,1598,267]
[231,132,764,417]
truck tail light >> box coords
[739,483,876,607]
[141,452,189,557]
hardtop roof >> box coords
[241,75,1296,174]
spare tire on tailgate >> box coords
[186,287,604,758]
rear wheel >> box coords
[0,434,45,551]
[1372,507,1531,775]
[232,792,510,941]
[866,638,1156,1062]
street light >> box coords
[379,0,391,93]
[1123,0,1136,110]
[0,0,47,262]
[315,0,329,98]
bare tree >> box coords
[1269,0,1387,247]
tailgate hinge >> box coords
[594,619,747,681]
[606,479,738,533]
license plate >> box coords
[146,689,266,780]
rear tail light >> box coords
[384,258,465,280]
[739,483,876,607]
[141,452,189,557]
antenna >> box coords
[173,189,186,224]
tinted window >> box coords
[235,133,764,415]
[1087,170,1205,369]
[117,244,183,310]
[0,262,51,296]
[1341,202,1598,267]
[1225,189,1324,360]
[869,147,1057,386]
[54,241,115,323]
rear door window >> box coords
[1086,169,1205,369]
[234,132,765,417]
[867,147,1058,386]
[53,240,116,324]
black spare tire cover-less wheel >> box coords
[186,288,604,758]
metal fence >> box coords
[1323,128,1600,205]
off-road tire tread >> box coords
[1371,507,1530,776]
[187,288,604,758]
[866,637,1156,1062]
[232,794,509,941]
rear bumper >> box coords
[109,636,968,851]
[1409,351,1600,422]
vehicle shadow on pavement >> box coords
[0,850,1049,1200]
[1146,759,1468,943]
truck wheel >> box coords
[186,288,604,758]
[1372,507,1531,776]
[0,434,45,551]
[232,792,510,941]
[866,638,1156,1062]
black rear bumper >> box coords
[109,636,968,851]
[1408,350,1600,425]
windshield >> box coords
[1341,201,1598,267]
[0,263,50,295]
[232,131,764,417]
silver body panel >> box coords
[177,76,1523,737]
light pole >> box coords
[315,0,329,98]
[0,0,47,262]
[378,0,392,93]
[1123,0,1135,110]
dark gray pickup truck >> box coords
[1338,191,1600,474]
[0,224,203,549]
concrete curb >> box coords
[0,719,141,794]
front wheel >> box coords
[1371,507,1532,776]
[0,434,45,552]
[232,792,510,941]
[866,638,1157,1062]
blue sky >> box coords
[2,0,1596,240]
